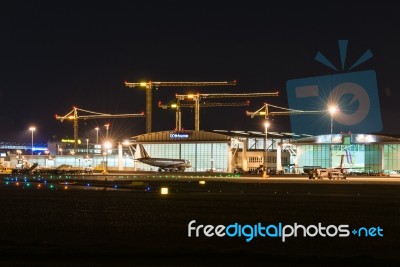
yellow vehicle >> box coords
[0,165,12,174]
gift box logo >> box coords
[286,40,382,135]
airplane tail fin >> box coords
[345,149,353,164]
[138,144,150,158]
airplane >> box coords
[136,144,191,172]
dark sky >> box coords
[1,1,399,143]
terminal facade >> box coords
[2,131,400,175]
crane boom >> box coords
[175,92,278,100]
[55,107,145,152]
[158,101,249,109]
[125,80,236,133]
[75,114,145,119]
[125,81,236,88]
[246,103,326,118]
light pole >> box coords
[329,106,338,168]
[103,141,112,174]
[86,138,89,157]
[29,127,36,155]
[95,127,99,144]
[263,121,270,178]
[104,124,110,140]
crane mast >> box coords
[124,81,236,133]
[55,107,145,152]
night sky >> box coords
[1,1,399,143]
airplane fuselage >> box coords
[137,157,191,171]
[136,144,191,172]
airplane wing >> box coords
[164,162,191,168]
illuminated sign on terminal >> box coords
[316,134,342,144]
[170,133,190,139]
[354,134,376,143]
[61,139,82,144]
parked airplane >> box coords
[136,144,191,172]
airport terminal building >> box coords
[294,133,400,174]
[3,131,400,175]
[130,130,293,173]
[130,130,400,174]
[131,130,231,172]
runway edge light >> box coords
[161,187,169,195]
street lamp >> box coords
[95,127,99,144]
[329,106,338,168]
[122,140,130,146]
[104,124,110,140]
[102,152,107,174]
[103,141,112,174]
[264,121,270,178]
[29,127,36,155]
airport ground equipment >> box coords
[11,162,38,175]
[32,164,94,175]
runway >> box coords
[1,174,399,266]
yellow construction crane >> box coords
[55,107,145,152]
[158,100,250,130]
[124,81,236,133]
[176,92,279,131]
[246,103,326,119]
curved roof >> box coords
[213,130,309,139]
[294,133,400,144]
[131,130,231,143]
